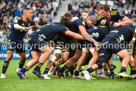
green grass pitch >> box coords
[0,60,136,91]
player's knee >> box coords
[61,50,69,62]
[62,57,68,62]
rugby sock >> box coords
[21,65,29,73]
[60,65,68,73]
[53,62,56,67]
[19,61,25,69]
[109,64,114,75]
[131,66,136,74]
[74,70,79,76]
[86,67,94,73]
[2,60,9,74]
[43,68,49,74]
[120,67,126,73]
[35,62,43,70]
[73,64,77,69]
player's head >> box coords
[23,8,33,20]
[100,4,110,17]
[63,12,72,22]
[60,12,72,27]
[81,10,88,19]
[86,15,97,27]
[95,4,102,14]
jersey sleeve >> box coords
[76,19,85,27]
[61,26,69,33]
[30,21,36,26]
[116,12,125,20]
[95,14,105,25]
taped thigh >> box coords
[50,48,62,62]
[82,48,90,52]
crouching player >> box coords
[82,24,136,80]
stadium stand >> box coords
[67,0,136,18]
[0,0,61,45]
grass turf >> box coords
[0,60,136,91]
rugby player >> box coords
[0,8,37,78]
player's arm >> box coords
[114,16,133,27]
[30,20,42,30]
[78,25,99,47]
[14,24,33,31]
[101,19,114,27]
[32,24,41,31]
[64,29,85,40]
[33,23,42,29]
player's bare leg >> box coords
[1,50,13,78]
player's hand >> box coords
[94,41,100,48]
[25,26,34,30]
[101,20,106,25]
[113,23,121,27]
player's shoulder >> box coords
[17,17,22,20]
[13,17,22,23]
[15,17,22,21]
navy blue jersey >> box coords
[105,24,135,43]
[30,22,68,41]
[9,17,35,40]
[70,18,89,33]
[57,35,72,44]
[89,11,104,25]
[110,11,125,22]
[87,26,109,42]
[95,12,104,25]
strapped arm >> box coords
[14,24,26,31]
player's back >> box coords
[30,22,68,41]
[70,18,89,33]
[106,24,135,42]
[87,25,109,41]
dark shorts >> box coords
[28,36,46,53]
[7,38,26,53]
[99,38,125,60]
